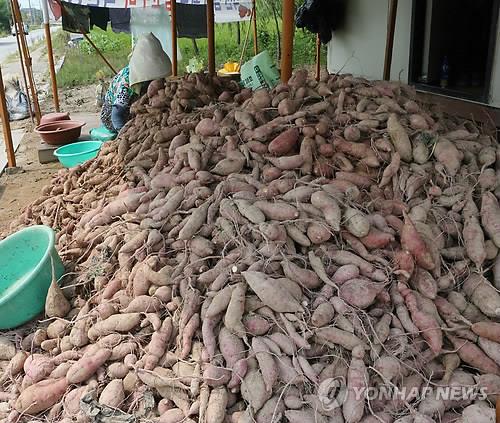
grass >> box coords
[54,22,326,88]
[55,29,131,87]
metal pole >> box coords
[82,33,117,75]
[383,0,398,81]
[11,0,41,124]
[207,0,215,74]
[171,0,177,76]
[0,66,16,168]
[280,0,294,82]
[315,34,321,81]
[252,0,258,55]
[41,0,59,111]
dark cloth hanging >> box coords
[109,8,131,33]
[61,2,90,34]
[296,0,346,44]
[176,3,207,39]
[89,6,109,31]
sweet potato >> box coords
[311,191,342,231]
[66,348,112,384]
[15,378,68,414]
[268,128,299,156]
[254,201,299,221]
[315,327,367,351]
[311,302,335,327]
[344,206,370,238]
[471,321,500,343]
[88,313,141,340]
[481,192,500,248]
[252,337,278,392]
[281,260,321,289]
[401,212,435,271]
[224,282,246,338]
[433,138,462,176]
[387,114,412,162]
[448,335,499,375]
[462,273,500,318]
[99,379,125,408]
[343,346,368,423]
[195,118,220,136]
[399,284,442,355]
[242,271,303,313]
[339,279,384,309]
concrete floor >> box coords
[0,129,25,174]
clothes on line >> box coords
[61,1,131,34]
[89,6,109,31]
[61,2,90,34]
[176,2,207,38]
[109,8,131,33]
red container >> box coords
[40,112,70,126]
[35,120,86,146]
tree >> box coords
[0,0,10,33]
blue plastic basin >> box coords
[0,226,65,329]
[54,140,103,168]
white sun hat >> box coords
[129,32,172,90]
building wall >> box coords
[326,0,413,82]
[327,0,500,107]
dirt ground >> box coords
[0,86,98,234]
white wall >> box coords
[327,0,500,107]
[488,21,500,108]
[327,0,413,82]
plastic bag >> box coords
[296,0,346,44]
[4,78,29,121]
[240,51,280,91]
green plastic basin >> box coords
[90,125,117,141]
[54,140,103,168]
[0,226,64,329]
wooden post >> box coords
[383,0,398,81]
[252,0,258,55]
[41,0,59,111]
[171,0,177,76]
[207,0,215,74]
[496,396,500,423]
[11,0,41,124]
[82,33,117,75]
[280,0,294,82]
[13,19,33,122]
[315,34,321,81]
[0,66,16,168]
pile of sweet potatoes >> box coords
[1,70,500,423]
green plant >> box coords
[79,29,131,55]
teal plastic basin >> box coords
[0,226,64,329]
[54,140,103,168]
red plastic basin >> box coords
[35,120,86,146]
[40,112,70,126]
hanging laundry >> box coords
[176,3,207,38]
[48,0,61,20]
[89,6,109,31]
[109,8,131,33]
[61,2,90,34]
